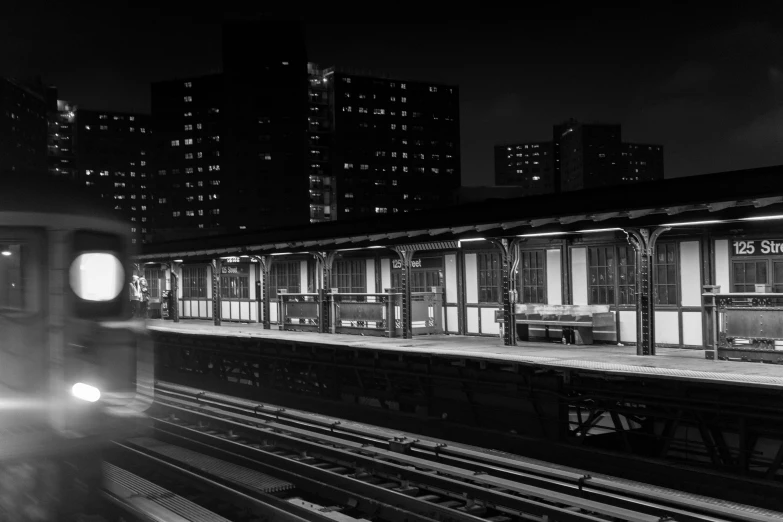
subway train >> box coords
[0,173,153,520]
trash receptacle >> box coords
[161,290,171,320]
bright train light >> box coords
[69,253,125,301]
[71,383,101,402]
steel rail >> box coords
[150,391,751,522]
[110,439,334,522]
[153,381,783,522]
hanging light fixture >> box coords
[0,245,11,256]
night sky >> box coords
[3,6,783,186]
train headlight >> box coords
[71,383,101,402]
[69,253,124,301]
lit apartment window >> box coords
[261,154,271,161]
[197,123,202,129]
[85,169,93,176]
[186,211,194,217]
[184,138,193,145]
[374,108,385,115]
[184,112,192,117]
[344,163,354,169]
[185,167,194,174]
[171,140,180,146]
[85,125,91,130]
[401,97,407,103]
[360,164,369,170]
[100,171,109,177]
[429,86,437,93]
[184,124,192,131]
[198,210,204,216]
[184,81,192,88]
[390,124,396,130]
[100,125,108,130]
[375,207,387,214]
[185,153,193,159]
[345,193,354,198]
[184,96,192,102]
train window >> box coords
[0,243,34,312]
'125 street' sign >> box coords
[733,240,783,256]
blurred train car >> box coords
[0,173,153,520]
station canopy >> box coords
[137,165,783,261]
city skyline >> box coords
[4,7,783,187]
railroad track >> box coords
[101,380,783,522]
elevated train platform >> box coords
[150,319,783,511]
[138,167,783,510]
[150,320,783,390]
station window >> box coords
[269,261,300,298]
[477,252,501,303]
[655,244,678,305]
[220,273,249,299]
[182,266,207,298]
[520,250,546,303]
[732,260,768,292]
[143,268,163,299]
[587,244,675,306]
[332,260,366,293]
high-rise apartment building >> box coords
[622,142,664,183]
[222,20,310,231]
[0,77,47,177]
[494,141,554,194]
[150,21,310,240]
[495,119,663,196]
[47,96,78,180]
[76,110,152,245]
[151,74,223,239]
[322,67,460,219]
[307,63,334,223]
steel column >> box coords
[313,251,339,333]
[394,247,416,339]
[260,256,273,329]
[211,258,222,326]
[490,238,520,347]
[626,227,670,355]
[169,261,179,323]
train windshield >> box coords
[71,230,127,318]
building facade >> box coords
[323,67,461,219]
[151,74,224,240]
[494,141,554,194]
[496,120,664,196]
[307,63,334,223]
[76,110,152,245]
[47,97,78,180]
[221,20,310,231]
[0,77,47,177]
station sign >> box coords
[732,240,783,256]
[221,265,249,275]
[391,257,443,270]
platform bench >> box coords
[495,304,615,345]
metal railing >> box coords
[277,289,445,338]
[703,285,783,362]
[278,292,321,332]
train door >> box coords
[144,267,164,318]
[0,229,45,397]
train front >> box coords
[0,178,154,519]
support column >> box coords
[260,256,273,330]
[490,238,520,347]
[626,227,670,355]
[211,258,222,326]
[313,251,339,333]
[394,247,416,339]
[169,261,179,323]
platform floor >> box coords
[147,319,783,390]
